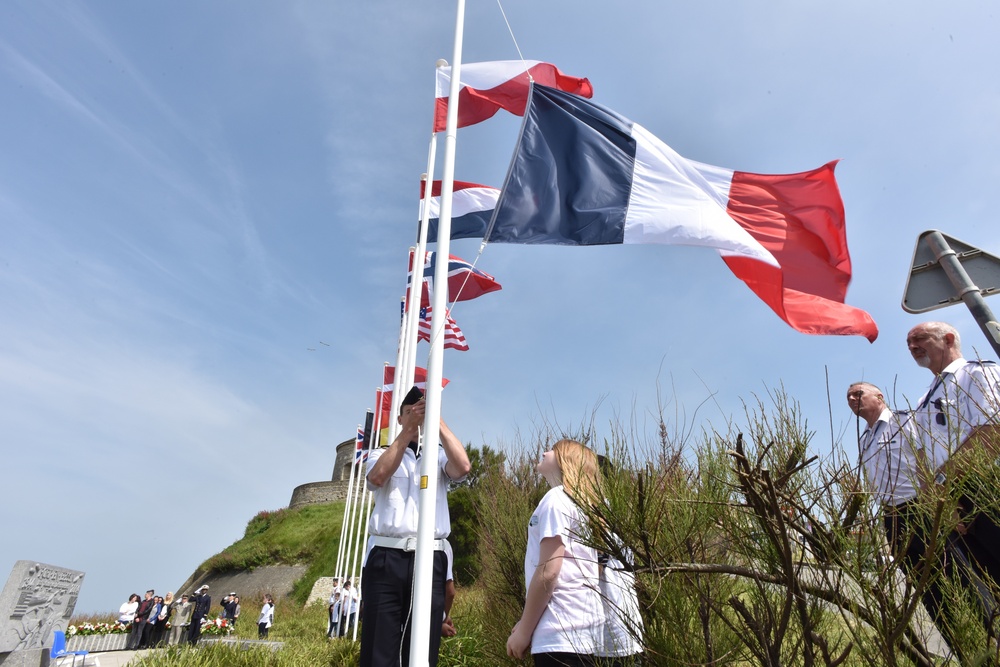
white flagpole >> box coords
[334,424,363,581]
[353,404,382,632]
[410,1,464,664]
[399,83,444,425]
[389,293,410,444]
[339,428,368,589]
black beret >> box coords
[400,386,424,412]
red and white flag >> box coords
[379,365,450,427]
[433,60,593,132]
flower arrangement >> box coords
[66,622,130,636]
[66,615,232,638]
[200,616,232,636]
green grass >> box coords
[195,503,346,605]
[118,584,494,667]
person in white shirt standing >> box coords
[360,387,470,667]
[507,439,605,667]
[907,324,1000,577]
[847,381,975,658]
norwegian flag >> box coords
[406,250,501,307]
[418,306,469,351]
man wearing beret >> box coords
[359,387,470,667]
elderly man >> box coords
[907,321,1000,586]
[360,387,471,667]
[847,382,973,656]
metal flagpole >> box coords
[409,1,464,664]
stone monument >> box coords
[0,561,84,667]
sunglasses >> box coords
[932,397,948,426]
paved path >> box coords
[79,638,284,667]
[59,649,148,667]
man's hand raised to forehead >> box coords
[401,398,426,431]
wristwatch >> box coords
[934,471,947,486]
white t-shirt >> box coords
[597,548,644,658]
[523,485,604,655]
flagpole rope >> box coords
[495,0,530,79]
[442,240,491,326]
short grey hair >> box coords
[919,321,961,352]
[848,381,882,398]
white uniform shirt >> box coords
[859,408,922,506]
[365,445,456,539]
[913,358,1000,469]
[524,485,604,655]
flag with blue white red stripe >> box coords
[485,83,878,341]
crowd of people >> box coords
[116,585,276,648]
[848,320,1000,661]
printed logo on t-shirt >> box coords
[528,514,539,526]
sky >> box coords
[2,1,999,614]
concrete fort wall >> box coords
[288,481,347,509]
[286,437,359,509]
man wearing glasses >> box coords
[906,322,1000,600]
[847,381,968,656]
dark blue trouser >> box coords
[360,546,446,667]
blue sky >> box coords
[2,1,999,614]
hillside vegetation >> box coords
[198,502,347,604]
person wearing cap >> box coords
[187,585,211,645]
[360,386,471,667]
[168,593,193,645]
[221,592,238,626]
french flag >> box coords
[433,60,593,133]
[423,180,500,242]
[487,84,878,341]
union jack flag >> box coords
[355,426,365,461]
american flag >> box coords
[418,306,469,351]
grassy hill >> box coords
[195,502,347,604]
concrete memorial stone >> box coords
[0,561,84,667]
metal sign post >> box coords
[902,229,1000,358]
